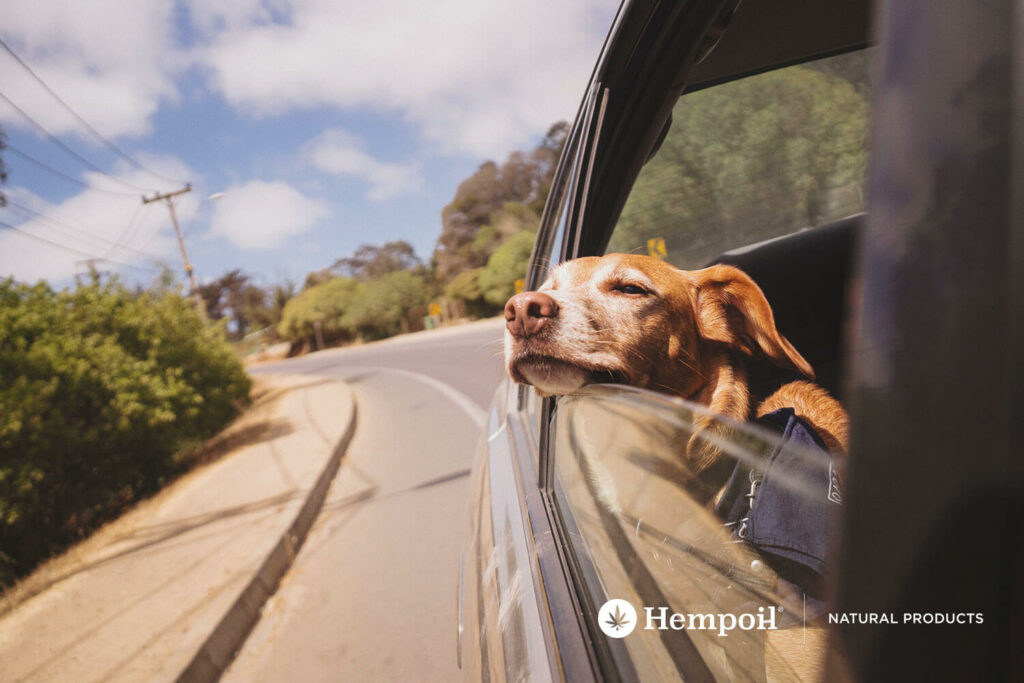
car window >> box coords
[606,50,872,267]
[551,386,841,681]
[528,120,580,290]
[518,109,584,460]
[542,53,871,679]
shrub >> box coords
[0,277,251,585]
[277,277,359,347]
[342,271,431,340]
[479,231,536,307]
[444,267,498,318]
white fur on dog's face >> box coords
[504,254,704,397]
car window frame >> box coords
[528,9,875,682]
[509,81,615,683]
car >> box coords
[460,0,1022,681]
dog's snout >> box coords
[505,291,559,338]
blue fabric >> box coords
[716,408,841,602]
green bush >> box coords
[0,277,251,586]
[278,272,431,344]
[342,271,431,340]
[277,277,359,347]
[444,267,497,318]
[479,231,536,307]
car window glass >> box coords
[552,386,842,681]
[529,119,581,289]
[518,121,581,460]
[606,50,872,267]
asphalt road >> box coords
[227,318,506,681]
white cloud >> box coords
[187,0,293,37]
[208,180,328,250]
[188,0,620,158]
[0,0,181,140]
[0,157,199,284]
[0,0,619,161]
[305,129,422,201]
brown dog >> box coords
[504,253,848,470]
[505,253,846,680]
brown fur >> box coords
[504,253,848,470]
[757,380,849,457]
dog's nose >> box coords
[505,291,559,338]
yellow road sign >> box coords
[514,278,525,294]
[428,302,441,317]
[647,237,667,259]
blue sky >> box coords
[0,0,619,289]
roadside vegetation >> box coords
[0,274,251,586]
[0,123,563,587]
[609,60,870,264]
[269,122,569,352]
[209,57,871,355]
[0,59,870,585]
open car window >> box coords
[544,49,873,682]
[606,50,872,267]
[552,386,842,681]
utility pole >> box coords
[142,184,203,311]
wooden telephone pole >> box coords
[142,184,203,310]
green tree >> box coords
[277,276,359,347]
[342,270,430,340]
[432,122,568,282]
[479,231,536,307]
[330,240,423,281]
[443,267,494,318]
[608,65,869,267]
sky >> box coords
[0,0,620,290]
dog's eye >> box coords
[614,283,649,296]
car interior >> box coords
[710,213,861,402]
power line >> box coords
[0,219,155,271]
[0,90,157,194]
[0,37,188,187]
[4,143,139,196]
[103,202,146,259]
[3,199,161,260]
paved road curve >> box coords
[228,318,506,681]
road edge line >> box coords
[176,384,359,683]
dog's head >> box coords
[504,253,813,399]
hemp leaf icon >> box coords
[605,604,631,631]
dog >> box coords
[504,253,847,681]
[504,253,848,468]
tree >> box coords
[263,280,296,331]
[277,276,359,347]
[342,270,430,340]
[607,65,869,267]
[198,269,275,340]
[432,122,568,282]
[479,231,537,307]
[330,240,422,281]
[444,267,494,318]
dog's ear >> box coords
[693,264,814,378]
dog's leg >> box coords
[685,350,749,491]
[757,381,849,457]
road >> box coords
[226,318,506,681]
